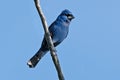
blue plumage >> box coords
[27,9,74,68]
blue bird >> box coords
[27,9,75,68]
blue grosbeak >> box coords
[27,9,74,68]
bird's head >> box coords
[60,9,75,21]
[57,9,75,24]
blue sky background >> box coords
[0,0,120,80]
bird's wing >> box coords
[49,22,62,47]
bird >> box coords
[27,9,75,68]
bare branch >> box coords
[34,0,65,80]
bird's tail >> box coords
[27,50,47,68]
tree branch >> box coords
[34,0,65,80]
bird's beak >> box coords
[68,14,75,20]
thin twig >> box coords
[34,0,65,80]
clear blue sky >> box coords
[0,0,120,80]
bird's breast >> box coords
[52,25,69,43]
